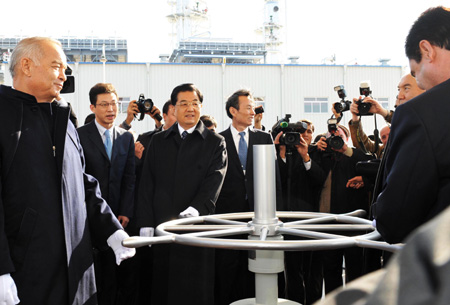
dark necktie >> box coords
[181,130,188,140]
[104,129,112,159]
[238,131,247,170]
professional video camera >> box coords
[333,85,351,113]
[135,94,163,121]
[271,114,307,146]
[325,117,344,151]
[356,159,380,182]
[355,81,373,116]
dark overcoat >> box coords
[373,78,450,244]
[0,85,121,305]
[136,121,227,305]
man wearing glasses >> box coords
[137,83,227,305]
[77,83,136,305]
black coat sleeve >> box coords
[190,136,228,215]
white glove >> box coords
[0,274,19,305]
[179,206,199,218]
[107,230,136,266]
[139,227,154,248]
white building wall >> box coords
[3,62,404,144]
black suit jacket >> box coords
[215,127,282,213]
[77,121,136,218]
[373,78,450,244]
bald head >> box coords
[396,73,425,107]
[380,126,390,146]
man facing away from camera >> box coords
[0,37,134,305]
[373,6,450,244]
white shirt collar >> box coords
[230,124,250,151]
[94,120,114,140]
[178,124,196,136]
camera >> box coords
[356,159,380,180]
[333,85,351,113]
[325,118,344,151]
[255,105,264,115]
[272,114,308,146]
[135,94,162,121]
[355,81,373,116]
[60,65,75,94]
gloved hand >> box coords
[139,227,154,248]
[107,230,136,266]
[179,206,199,218]
[0,273,20,305]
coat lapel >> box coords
[223,128,245,175]
[87,121,110,161]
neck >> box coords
[179,122,196,130]
[97,119,113,130]
[232,122,249,132]
[13,81,54,103]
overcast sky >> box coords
[2,0,449,66]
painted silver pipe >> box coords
[253,145,278,225]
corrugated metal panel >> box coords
[3,62,404,140]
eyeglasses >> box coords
[96,102,118,108]
[176,101,202,109]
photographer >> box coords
[347,98,391,159]
[119,98,163,131]
[312,124,372,294]
[274,119,326,305]
[253,105,265,130]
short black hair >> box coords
[405,6,450,63]
[225,89,253,119]
[89,83,118,106]
[170,83,203,106]
[162,100,172,115]
[200,115,218,129]
[84,113,96,125]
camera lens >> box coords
[328,135,344,150]
[143,100,153,111]
[286,133,296,145]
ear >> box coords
[20,57,33,77]
[229,106,238,117]
[90,104,96,113]
[419,40,436,62]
